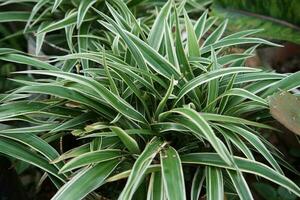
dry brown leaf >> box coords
[269,91,300,135]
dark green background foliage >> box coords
[216,0,300,26]
[212,0,300,44]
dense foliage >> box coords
[0,0,300,199]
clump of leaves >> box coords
[0,0,300,200]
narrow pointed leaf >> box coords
[219,124,283,174]
[15,70,148,124]
[155,77,174,120]
[161,108,233,166]
[110,126,140,154]
[175,67,259,105]
[119,137,166,200]
[202,20,228,47]
[181,153,300,197]
[52,0,64,12]
[161,146,186,200]
[0,11,32,22]
[191,168,205,200]
[59,149,122,173]
[52,159,120,200]
[206,166,224,200]
[195,10,208,40]
[148,0,172,50]
[77,0,97,27]
[227,170,254,200]
[0,138,65,182]
[147,172,164,200]
[184,10,200,57]
[0,54,59,71]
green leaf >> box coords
[202,19,228,48]
[206,166,224,200]
[214,126,254,161]
[51,112,97,133]
[0,48,20,55]
[107,165,160,182]
[52,159,120,200]
[78,23,91,73]
[103,49,119,95]
[222,29,263,40]
[13,84,114,119]
[125,30,182,80]
[110,126,140,154]
[52,0,64,12]
[119,137,167,200]
[97,9,150,76]
[77,0,97,27]
[181,153,300,196]
[201,113,273,129]
[56,52,166,93]
[174,7,193,80]
[111,67,150,118]
[15,70,148,124]
[160,108,233,166]
[164,21,179,68]
[218,124,283,174]
[206,49,219,112]
[0,138,65,182]
[147,172,164,200]
[25,0,49,30]
[98,10,180,80]
[0,94,30,102]
[59,149,122,173]
[0,124,57,134]
[160,146,186,200]
[218,74,236,114]
[0,11,32,22]
[0,133,60,163]
[39,11,79,34]
[184,10,200,57]
[51,144,90,163]
[111,0,147,40]
[227,170,254,200]
[148,0,172,50]
[201,37,280,54]
[36,22,50,55]
[0,54,59,71]
[191,168,205,200]
[82,129,154,138]
[65,24,76,53]
[154,77,174,120]
[219,88,268,107]
[195,10,208,40]
[175,67,260,105]
[263,71,300,97]
[0,101,79,121]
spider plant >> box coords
[0,0,300,200]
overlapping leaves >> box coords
[0,0,299,200]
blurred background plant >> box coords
[211,0,300,44]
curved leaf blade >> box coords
[160,146,186,200]
[52,159,120,200]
